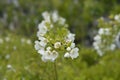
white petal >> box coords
[58,17,66,25]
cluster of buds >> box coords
[35,11,79,62]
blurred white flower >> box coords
[0,38,3,44]
[115,32,120,48]
[5,37,10,42]
[98,28,104,35]
[5,54,10,60]
[13,46,17,50]
[93,42,101,50]
[42,11,50,22]
[7,64,16,72]
[114,14,120,21]
[110,44,116,51]
[7,64,12,69]
[52,11,59,22]
[3,78,7,80]
[98,28,110,35]
[58,17,66,25]
[21,38,25,43]
[96,49,103,56]
[94,35,101,41]
[38,21,48,35]
[67,33,75,42]
[26,39,31,44]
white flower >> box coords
[110,44,116,51]
[65,47,79,59]
[94,35,101,41]
[64,52,70,58]
[41,50,58,62]
[35,41,41,50]
[98,28,104,35]
[104,28,110,35]
[38,49,45,55]
[35,11,79,61]
[7,64,16,72]
[39,41,47,47]
[42,11,50,22]
[67,33,75,42]
[38,21,48,35]
[54,42,61,49]
[5,54,10,60]
[34,41,46,50]
[97,49,103,56]
[26,39,31,44]
[98,28,110,35]
[0,38,3,44]
[5,37,10,42]
[52,11,59,22]
[7,64,12,69]
[69,48,79,59]
[13,46,17,50]
[21,38,25,43]
[114,14,120,21]
[115,32,120,48]
[93,42,100,50]
[70,42,75,48]
[58,17,66,25]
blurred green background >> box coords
[0,0,120,80]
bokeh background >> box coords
[0,0,120,80]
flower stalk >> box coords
[53,61,58,80]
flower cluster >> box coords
[93,28,116,56]
[93,14,120,56]
[35,11,79,62]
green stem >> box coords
[54,61,58,80]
